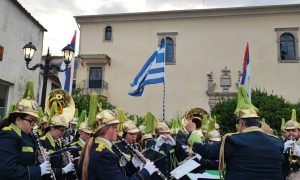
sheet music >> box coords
[170,159,200,179]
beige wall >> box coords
[76,5,300,120]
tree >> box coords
[72,88,115,114]
[211,88,296,135]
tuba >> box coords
[182,107,209,133]
[45,89,75,123]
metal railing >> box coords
[76,79,108,95]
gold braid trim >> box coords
[218,132,239,180]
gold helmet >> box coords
[48,115,68,127]
[11,80,39,118]
[123,120,140,134]
[235,86,259,119]
[13,99,39,118]
[94,109,120,133]
[79,121,93,134]
[155,122,171,134]
[77,110,93,134]
[285,109,299,130]
[207,130,221,142]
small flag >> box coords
[240,42,251,100]
[129,39,166,96]
[59,31,76,94]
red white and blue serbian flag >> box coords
[240,42,251,100]
[129,39,166,96]
[59,31,76,94]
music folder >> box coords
[170,158,200,179]
[142,147,166,162]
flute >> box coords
[33,131,57,180]
[118,136,168,180]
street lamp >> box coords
[23,42,75,110]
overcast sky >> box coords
[18,0,300,55]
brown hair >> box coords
[80,125,110,180]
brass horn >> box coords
[45,89,75,123]
[182,107,209,133]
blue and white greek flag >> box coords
[129,39,166,96]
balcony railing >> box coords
[76,79,108,95]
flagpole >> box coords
[162,38,166,123]
[247,42,251,102]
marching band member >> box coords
[282,109,300,179]
[0,80,51,179]
[67,110,92,180]
[153,122,177,178]
[80,92,157,180]
[40,101,75,180]
[191,86,284,180]
[113,120,142,160]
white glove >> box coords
[284,140,294,152]
[296,144,300,157]
[155,135,165,151]
[63,162,75,174]
[195,153,202,161]
[40,160,51,176]
[132,156,144,169]
[166,134,176,146]
[143,160,157,175]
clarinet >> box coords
[61,138,79,180]
[32,131,57,180]
[118,136,168,180]
[112,143,130,166]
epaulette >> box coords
[266,134,279,139]
[2,126,12,131]
[96,142,106,152]
[70,141,79,146]
[224,132,240,137]
[39,136,47,140]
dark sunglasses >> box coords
[22,118,36,126]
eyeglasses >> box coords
[56,127,66,132]
[22,118,36,126]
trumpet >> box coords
[33,131,56,180]
[118,136,168,180]
[288,138,299,165]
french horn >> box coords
[182,107,209,133]
[45,89,75,123]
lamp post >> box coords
[23,42,75,110]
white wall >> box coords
[0,0,44,108]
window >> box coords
[275,27,299,62]
[280,33,296,60]
[89,67,103,88]
[157,32,177,64]
[105,26,112,41]
[165,38,174,63]
[0,45,3,61]
[0,83,9,119]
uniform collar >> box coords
[241,126,263,133]
[78,138,85,148]
[45,132,56,148]
[10,124,22,137]
[95,137,112,149]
